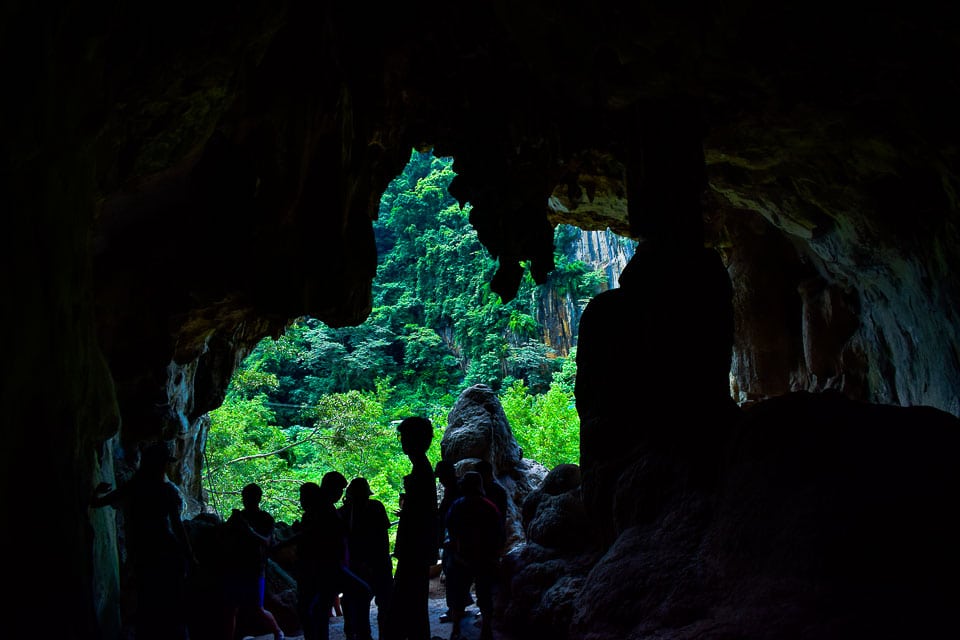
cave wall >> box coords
[4,1,960,637]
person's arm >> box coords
[89,481,126,508]
[445,500,461,552]
[375,501,390,530]
[263,515,278,550]
[168,493,199,567]
[274,517,307,550]
[248,523,273,548]
[235,512,274,546]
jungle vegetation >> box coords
[203,150,619,526]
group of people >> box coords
[90,416,510,640]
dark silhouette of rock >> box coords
[520,464,592,553]
[441,384,523,473]
[502,391,960,640]
[441,384,550,553]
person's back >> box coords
[474,460,508,531]
[436,459,470,623]
[125,472,184,561]
[90,441,195,640]
[446,473,504,570]
[225,504,274,577]
[223,483,284,640]
[340,478,392,580]
[290,472,347,640]
[295,477,347,584]
[339,477,391,640]
[435,459,461,541]
[445,472,504,640]
[385,416,438,640]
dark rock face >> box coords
[504,393,960,640]
[442,384,524,476]
[520,464,591,553]
[6,1,960,638]
[441,383,544,553]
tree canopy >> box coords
[204,149,619,526]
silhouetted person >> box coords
[339,476,392,640]
[283,473,348,640]
[445,471,505,640]
[474,460,508,532]
[435,459,469,624]
[90,441,197,640]
[384,416,439,640]
[222,482,284,640]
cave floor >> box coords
[255,574,501,640]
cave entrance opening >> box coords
[200,148,628,533]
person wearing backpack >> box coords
[222,482,285,640]
[338,477,392,640]
[444,471,505,640]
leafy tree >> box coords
[500,379,580,468]
[204,393,302,523]
[203,148,619,522]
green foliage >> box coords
[501,379,580,469]
[206,387,413,530]
[203,148,602,525]
[204,394,302,523]
[552,347,578,392]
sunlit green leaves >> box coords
[202,147,600,527]
[501,379,580,468]
[204,393,299,521]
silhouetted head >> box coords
[299,481,322,511]
[397,416,433,456]
[140,441,174,473]
[345,477,373,501]
[435,459,457,488]
[241,483,263,509]
[459,471,484,497]
[321,470,348,502]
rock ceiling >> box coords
[70,1,960,431]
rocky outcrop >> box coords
[499,464,597,638]
[519,464,590,552]
[441,384,549,553]
[501,392,960,640]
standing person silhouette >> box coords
[384,416,439,640]
[444,472,505,640]
[283,472,348,640]
[339,476,393,640]
[474,460,507,532]
[222,482,285,640]
[90,441,198,640]
[435,459,468,624]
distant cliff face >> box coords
[536,228,636,357]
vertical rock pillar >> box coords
[575,97,737,547]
